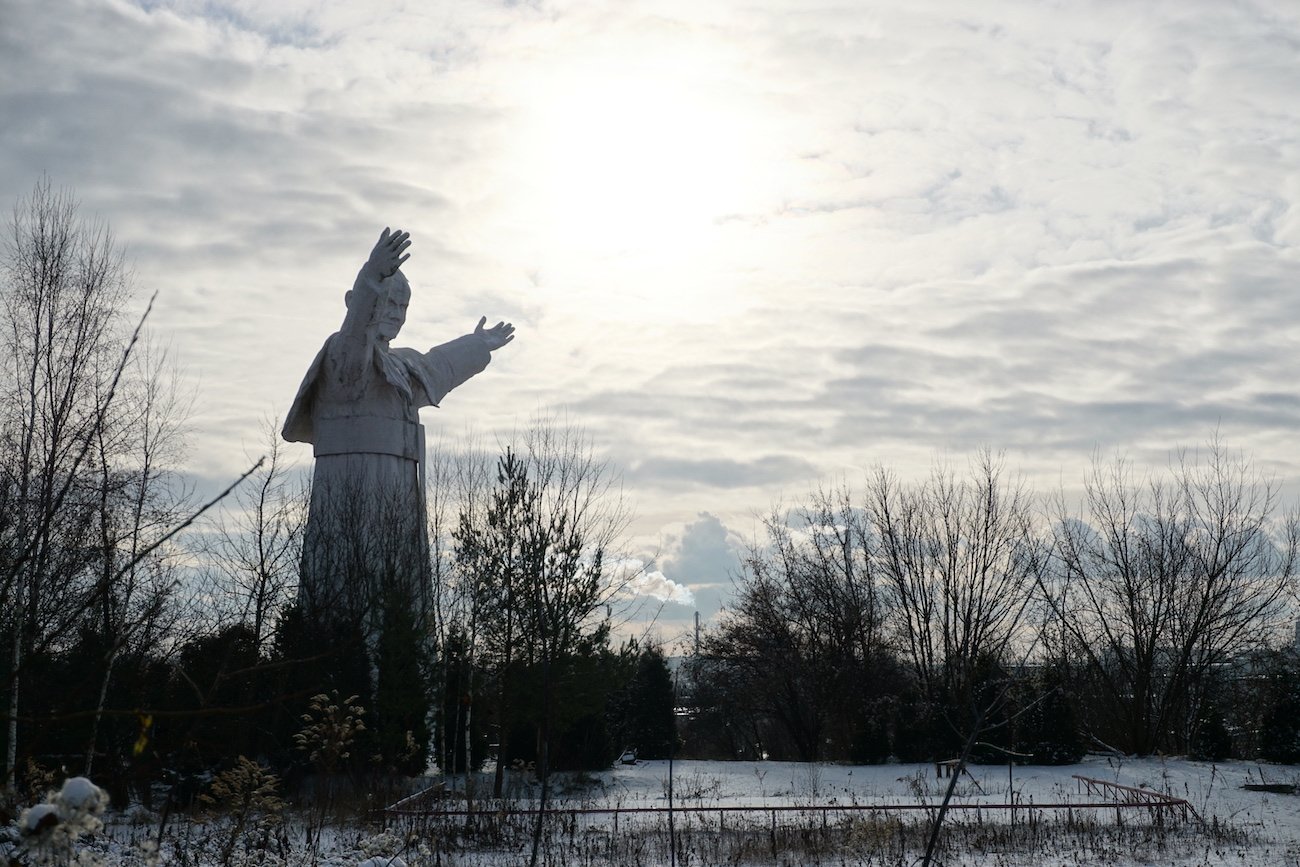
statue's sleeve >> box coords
[401,335,492,408]
[282,339,331,444]
[332,268,383,377]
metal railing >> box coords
[386,777,1201,828]
[1072,774,1203,824]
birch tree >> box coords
[1,178,132,788]
[0,179,254,791]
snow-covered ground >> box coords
[13,757,1300,865]
[598,755,1298,818]
[412,756,1300,865]
[397,753,1300,863]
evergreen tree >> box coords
[617,646,676,760]
[848,699,892,764]
[891,698,947,762]
[373,587,432,774]
[271,603,375,777]
[1260,650,1300,764]
[1190,703,1232,762]
[435,628,488,773]
[1016,667,1085,765]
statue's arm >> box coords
[409,319,514,407]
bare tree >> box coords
[204,419,306,654]
[1043,442,1299,754]
[868,451,1045,711]
[706,483,886,761]
[0,179,259,790]
[1,178,132,787]
[81,339,196,774]
[704,456,1044,763]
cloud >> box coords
[612,513,746,645]
[625,570,695,607]
[660,513,746,582]
[627,455,819,491]
[4,0,1300,598]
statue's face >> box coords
[376,277,410,341]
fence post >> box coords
[769,809,777,860]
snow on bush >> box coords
[20,803,59,834]
[58,777,104,812]
[351,829,417,867]
[10,775,110,866]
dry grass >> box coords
[384,804,1250,867]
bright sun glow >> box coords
[524,68,754,257]
[505,49,782,323]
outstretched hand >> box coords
[366,227,411,279]
[474,316,516,351]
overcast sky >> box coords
[4,0,1299,643]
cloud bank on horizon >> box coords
[3,0,1299,625]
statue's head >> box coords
[375,272,411,342]
[347,271,411,343]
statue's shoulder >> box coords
[283,333,339,444]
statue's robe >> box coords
[283,270,490,625]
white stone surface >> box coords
[284,230,514,622]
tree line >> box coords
[688,448,1300,766]
[3,181,1300,813]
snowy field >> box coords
[14,757,1300,865]
[393,757,1300,866]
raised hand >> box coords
[474,316,516,351]
[365,227,411,279]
